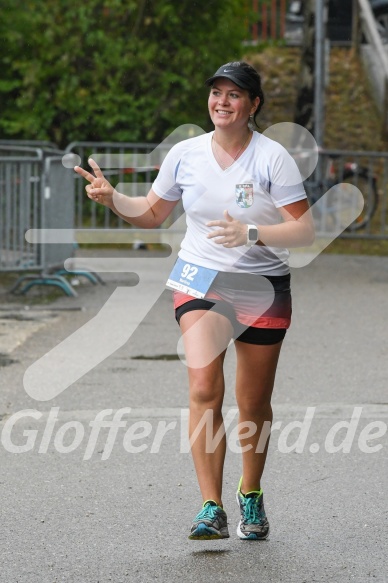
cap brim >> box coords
[204,73,250,91]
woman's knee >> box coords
[189,374,224,410]
[237,395,273,419]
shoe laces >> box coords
[243,495,264,524]
[195,501,218,521]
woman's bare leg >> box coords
[179,309,233,506]
[234,339,283,493]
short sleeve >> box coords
[152,143,183,202]
[268,145,306,208]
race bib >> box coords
[166,258,218,299]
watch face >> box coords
[248,227,258,242]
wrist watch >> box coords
[246,224,259,247]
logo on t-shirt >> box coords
[235,183,253,208]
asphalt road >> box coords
[0,251,387,583]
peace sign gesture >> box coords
[74,158,115,207]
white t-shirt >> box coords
[152,131,306,276]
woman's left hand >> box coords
[206,210,248,248]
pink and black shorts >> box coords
[174,271,292,345]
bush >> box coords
[0,0,252,147]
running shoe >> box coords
[189,500,230,540]
[236,477,270,540]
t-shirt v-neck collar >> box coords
[207,131,256,175]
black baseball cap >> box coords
[205,61,262,96]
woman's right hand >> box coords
[74,158,115,207]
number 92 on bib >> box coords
[166,258,218,299]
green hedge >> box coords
[0,0,253,147]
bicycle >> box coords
[301,152,379,232]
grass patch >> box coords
[324,237,388,256]
[245,45,388,257]
[245,45,388,152]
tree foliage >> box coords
[0,0,252,147]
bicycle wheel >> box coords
[343,169,378,231]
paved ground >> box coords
[0,251,387,583]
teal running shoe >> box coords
[189,500,230,540]
[236,477,270,540]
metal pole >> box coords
[314,0,326,185]
[351,0,360,55]
[384,77,388,139]
[314,0,325,151]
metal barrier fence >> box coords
[313,149,388,240]
[0,139,59,149]
[65,140,183,231]
[65,141,388,241]
[1,141,387,295]
[0,144,78,295]
[0,146,43,271]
